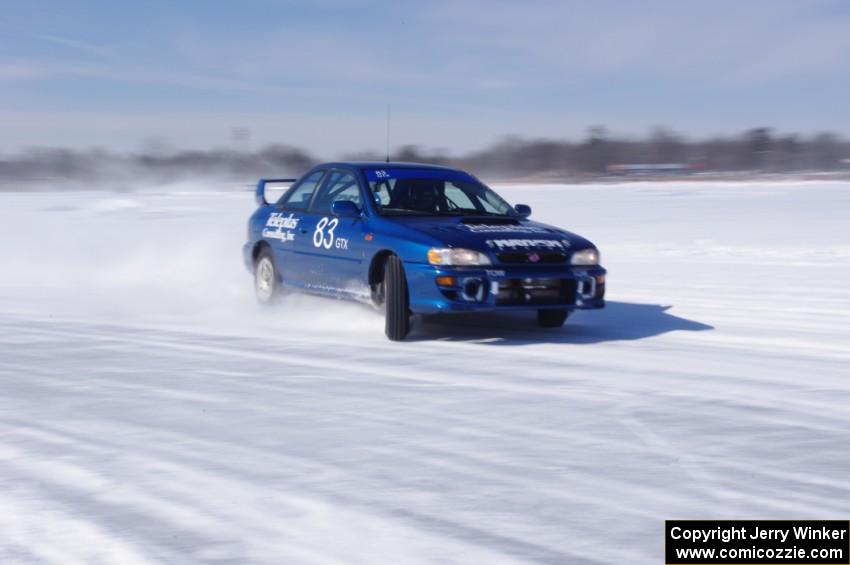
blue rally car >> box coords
[243,162,606,340]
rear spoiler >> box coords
[256,177,298,206]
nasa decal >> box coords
[485,238,572,250]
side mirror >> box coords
[331,200,361,217]
[515,204,532,218]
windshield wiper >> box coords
[428,209,515,217]
[379,208,430,216]
[380,208,515,218]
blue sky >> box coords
[2,0,849,156]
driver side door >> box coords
[295,169,368,295]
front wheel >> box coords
[254,248,281,305]
[537,308,569,328]
[384,255,411,341]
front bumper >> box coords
[404,262,606,314]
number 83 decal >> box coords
[313,217,349,250]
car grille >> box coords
[496,251,567,264]
[495,278,577,306]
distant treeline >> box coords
[392,127,850,179]
[1,127,849,188]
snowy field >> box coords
[1,180,849,564]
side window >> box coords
[370,179,395,207]
[280,170,324,211]
[310,171,362,214]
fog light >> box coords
[461,277,486,302]
[578,277,597,298]
[435,276,456,286]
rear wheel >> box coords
[537,308,569,328]
[384,255,411,341]
[254,248,280,305]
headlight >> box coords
[570,248,600,266]
[427,248,491,266]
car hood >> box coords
[387,216,594,254]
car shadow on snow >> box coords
[409,301,714,345]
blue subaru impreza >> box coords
[243,162,606,340]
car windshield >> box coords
[364,168,516,217]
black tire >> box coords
[254,247,281,305]
[384,255,411,341]
[537,308,569,328]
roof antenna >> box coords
[385,103,391,163]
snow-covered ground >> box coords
[1,181,849,564]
